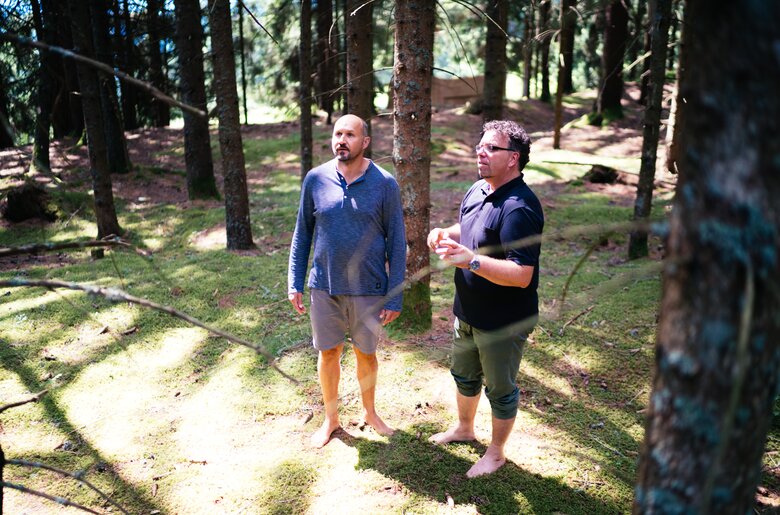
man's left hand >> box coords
[380,309,401,326]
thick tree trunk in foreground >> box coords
[208,0,253,250]
[174,0,219,200]
[68,0,122,240]
[299,0,313,179]
[482,0,508,120]
[634,1,780,513]
[392,0,433,331]
[627,0,671,259]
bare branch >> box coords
[0,32,206,118]
[1,482,101,514]
[6,460,130,514]
[237,0,280,47]
[0,390,48,415]
[0,279,299,384]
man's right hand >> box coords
[427,227,449,251]
[288,292,306,314]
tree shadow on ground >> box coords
[350,426,623,515]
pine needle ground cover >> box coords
[4,106,773,514]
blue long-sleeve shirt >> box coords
[288,159,407,311]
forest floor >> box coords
[2,85,780,514]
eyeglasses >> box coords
[475,144,517,154]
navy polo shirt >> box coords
[453,175,544,331]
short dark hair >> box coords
[480,120,531,171]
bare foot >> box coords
[364,412,394,436]
[466,447,506,478]
[429,426,476,445]
[310,418,340,448]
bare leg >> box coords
[429,390,479,444]
[311,344,343,448]
[466,416,515,478]
[354,347,394,436]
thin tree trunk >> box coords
[174,0,219,199]
[315,0,335,124]
[299,0,313,179]
[538,0,551,103]
[522,0,534,99]
[595,0,629,122]
[90,0,131,175]
[68,0,122,241]
[30,0,53,171]
[483,0,508,120]
[238,2,248,125]
[560,0,576,93]
[393,0,433,330]
[345,0,373,154]
[634,1,780,512]
[119,0,139,130]
[148,0,170,127]
[208,0,253,250]
[627,0,671,260]
[552,0,570,149]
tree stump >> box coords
[0,183,57,222]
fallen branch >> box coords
[0,236,144,259]
[0,389,48,415]
[0,279,299,384]
[6,460,129,514]
[2,482,100,514]
[559,305,595,336]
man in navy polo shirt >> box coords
[427,120,543,477]
[288,114,406,448]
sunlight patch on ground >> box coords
[0,377,66,454]
[189,224,226,250]
[0,287,81,322]
[59,327,206,457]
[523,360,576,398]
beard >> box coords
[335,145,360,163]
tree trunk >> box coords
[299,0,313,180]
[627,0,671,260]
[634,2,780,513]
[119,0,139,130]
[393,0,433,331]
[315,0,335,124]
[30,0,53,171]
[483,0,508,121]
[538,0,551,103]
[345,0,373,152]
[148,0,170,127]
[90,0,132,175]
[0,77,11,148]
[522,1,534,99]
[552,0,570,149]
[595,0,629,122]
[238,2,248,124]
[627,0,647,81]
[68,0,122,241]
[560,0,576,93]
[173,0,219,200]
[583,6,603,87]
[208,0,254,250]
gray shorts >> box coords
[309,289,384,354]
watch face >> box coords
[469,257,480,271]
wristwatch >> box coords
[468,255,481,272]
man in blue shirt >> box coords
[288,114,407,447]
[427,120,543,477]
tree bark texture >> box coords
[30,0,53,170]
[552,0,568,149]
[634,2,780,513]
[392,0,433,330]
[483,0,508,121]
[627,0,671,260]
[345,0,373,149]
[315,0,335,123]
[560,0,576,93]
[208,0,254,250]
[90,0,131,175]
[522,1,534,99]
[173,0,219,200]
[68,0,122,239]
[299,0,313,180]
[147,0,170,127]
[597,0,629,120]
